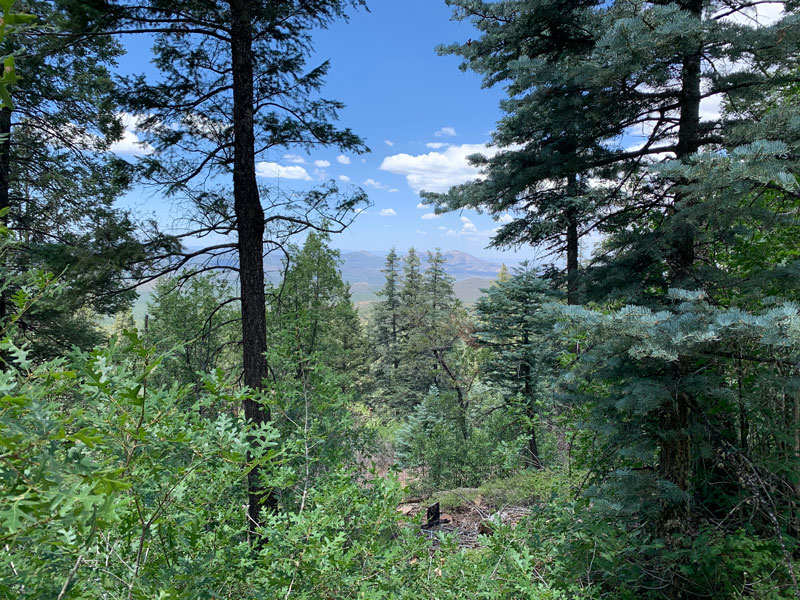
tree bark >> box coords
[565,174,579,306]
[521,332,542,468]
[230,0,272,536]
[0,107,11,330]
[658,0,702,539]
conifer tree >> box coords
[146,274,240,390]
[267,231,366,386]
[434,0,800,557]
[369,248,403,406]
[475,262,559,467]
[0,0,167,358]
[91,0,368,531]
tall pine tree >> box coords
[95,0,368,531]
[433,0,800,572]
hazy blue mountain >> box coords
[134,248,509,318]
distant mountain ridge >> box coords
[336,250,508,307]
[338,249,504,285]
[144,247,508,310]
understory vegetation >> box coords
[2,0,800,598]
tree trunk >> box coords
[520,343,542,468]
[565,174,579,306]
[658,0,702,541]
[230,0,272,536]
[0,107,11,330]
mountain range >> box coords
[134,249,508,318]
[333,250,507,308]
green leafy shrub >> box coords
[395,386,528,492]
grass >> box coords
[431,468,580,511]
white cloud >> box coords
[337,154,351,165]
[380,143,499,194]
[314,159,331,168]
[435,126,457,138]
[421,212,440,220]
[284,153,306,164]
[498,213,514,224]
[460,216,478,233]
[437,226,447,231]
[718,2,783,26]
[389,188,399,193]
[445,229,457,237]
[110,130,154,157]
[699,93,723,122]
[426,142,449,149]
[453,215,499,242]
[339,175,351,182]
[363,178,394,191]
[110,112,155,157]
[379,208,397,217]
[383,140,394,147]
[416,202,428,209]
[416,229,427,235]
[255,162,312,180]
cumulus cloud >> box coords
[383,140,395,147]
[363,178,396,191]
[314,159,331,168]
[379,208,397,217]
[380,143,498,194]
[421,212,440,220]
[337,154,351,165]
[426,142,449,149]
[110,130,155,157]
[498,213,514,224]
[283,153,306,164]
[110,113,155,157]
[435,126,457,138]
[454,215,498,242]
[339,175,351,182]
[416,202,428,209]
[255,162,312,180]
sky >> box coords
[112,0,784,264]
[113,1,548,263]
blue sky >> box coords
[114,1,548,263]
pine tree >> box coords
[424,0,606,304]
[475,262,559,467]
[146,274,240,391]
[97,0,368,531]
[369,248,403,406]
[0,0,167,358]
[267,231,366,386]
[433,0,800,571]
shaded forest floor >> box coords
[389,469,570,549]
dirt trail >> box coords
[397,495,531,548]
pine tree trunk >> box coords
[0,107,11,330]
[658,0,703,540]
[792,377,800,540]
[231,0,272,536]
[521,343,542,468]
[566,175,579,306]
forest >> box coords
[2,0,800,598]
